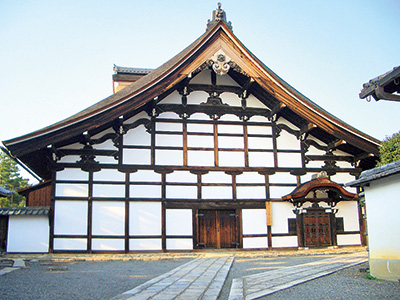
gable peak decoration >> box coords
[210,50,231,76]
[207,3,233,32]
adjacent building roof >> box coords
[0,186,14,197]
[347,160,400,187]
[2,6,381,179]
[360,66,400,102]
[0,206,49,216]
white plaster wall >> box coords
[123,149,151,165]
[53,238,87,251]
[123,126,151,146]
[131,170,161,182]
[187,91,208,105]
[166,209,192,236]
[271,202,295,234]
[158,90,181,104]
[248,152,274,167]
[277,152,302,168]
[58,155,81,164]
[187,123,213,134]
[167,171,197,183]
[166,209,193,250]
[92,239,124,251]
[93,184,125,198]
[336,201,360,232]
[220,93,241,106]
[269,186,297,199]
[337,234,361,246]
[246,94,268,109]
[93,169,125,181]
[92,139,117,151]
[364,174,400,280]
[129,202,161,235]
[56,168,88,181]
[7,216,49,253]
[55,183,88,197]
[92,201,125,236]
[155,149,183,165]
[54,200,88,235]
[188,150,214,166]
[276,130,301,150]
[166,185,197,199]
[130,185,162,198]
[156,134,183,147]
[216,74,240,86]
[242,209,267,235]
[166,239,193,250]
[156,121,182,132]
[189,70,211,85]
[237,186,265,199]
[269,173,297,184]
[271,236,298,248]
[243,237,268,249]
[219,151,245,167]
[236,172,265,183]
[248,137,273,150]
[130,239,162,251]
[202,186,232,199]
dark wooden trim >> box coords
[267,225,272,250]
[236,208,242,249]
[242,234,268,238]
[166,235,193,239]
[192,209,198,248]
[53,235,88,239]
[125,172,130,253]
[151,116,156,166]
[49,170,56,253]
[243,122,249,167]
[270,233,297,237]
[129,235,162,239]
[87,172,93,253]
[337,231,361,235]
[161,173,166,253]
[165,200,266,209]
[272,123,278,168]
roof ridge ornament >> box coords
[206,3,233,32]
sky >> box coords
[0,0,399,181]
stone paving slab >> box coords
[228,252,368,300]
[112,256,233,300]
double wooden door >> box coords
[197,210,237,249]
[303,211,332,248]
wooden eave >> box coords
[3,21,380,177]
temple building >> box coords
[1,4,380,253]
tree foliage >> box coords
[377,131,400,167]
[0,152,29,207]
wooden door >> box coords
[0,216,8,252]
[198,210,236,249]
[303,211,331,248]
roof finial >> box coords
[206,3,233,32]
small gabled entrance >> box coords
[196,209,237,249]
[302,204,333,248]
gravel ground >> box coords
[1,249,399,300]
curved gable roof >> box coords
[3,21,380,178]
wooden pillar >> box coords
[48,170,56,253]
[87,172,93,253]
[124,172,130,253]
[161,172,167,252]
[213,121,219,167]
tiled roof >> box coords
[347,160,400,187]
[0,186,14,197]
[0,206,50,216]
[360,66,400,101]
[113,65,154,75]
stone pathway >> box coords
[0,258,25,276]
[112,256,233,300]
[228,252,368,300]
